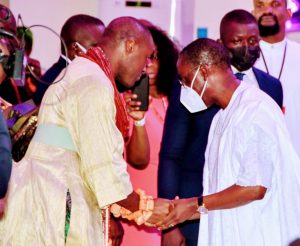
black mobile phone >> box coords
[132,74,149,111]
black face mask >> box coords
[258,13,280,37]
[228,46,260,72]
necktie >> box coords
[235,72,245,81]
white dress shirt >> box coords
[255,38,300,157]
[232,66,258,87]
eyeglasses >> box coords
[178,65,201,88]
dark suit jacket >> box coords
[252,67,283,108]
[158,69,283,243]
[0,111,12,198]
[33,56,67,105]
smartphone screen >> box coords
[132,74,149,111]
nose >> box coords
[146,56,153,67]
[142,66,147,74]
[241,40,248,47]
[263,5,274,14]
[142,59,151,74]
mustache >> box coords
[258,13,278,23]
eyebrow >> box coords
[255,0,264,5]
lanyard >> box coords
[260,42,287,81]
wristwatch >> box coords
[197,196,208,214]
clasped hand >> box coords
[147,197,199,230]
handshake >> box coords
[146,197,200,230]
[110,190,201,230]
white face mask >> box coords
[180,66,208,113]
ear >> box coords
[125,38,135,54]
[286,8,292,20]
[199,64,209,82]
[67,43,77,60]
[71,42,78,52]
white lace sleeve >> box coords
[236,124,275,188]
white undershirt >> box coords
[231,66,258,87]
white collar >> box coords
[259,38,287,50]
[231,65,252,76]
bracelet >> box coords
[109,188,154,226]
[135,189,154,225]
[134,117,146,127]
[110,203,131,218]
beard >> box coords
[115,79,129,93]
[258,13,280,37]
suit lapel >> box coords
[252,67,268,93]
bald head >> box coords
[180,38,231,69]
[100,16,152,48]
[99,17,155,88]
[220,9,258,40]
[60,14,105,59]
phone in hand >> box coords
[132,74,149,111]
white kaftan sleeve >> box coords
[235,124,275,189]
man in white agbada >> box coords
[252,0,300,157]
[156,38,300,246]
[0,17,169,245]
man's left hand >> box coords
[109,216,124,246]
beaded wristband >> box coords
[110,188,154,226]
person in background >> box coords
[0,3,20,105]
[0,38,13,214]
[4,16,105,162]
[157,37,300,246]
[32,14,105,105]
[0,6,16,197]
[0,108,11,202]
[16,26,41,101]
[0,4,16,34]
[252,0,300,156]
[158,8,283,246]
[219,9,283,108]
[122,21,179,246]
[0,16,169,245]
